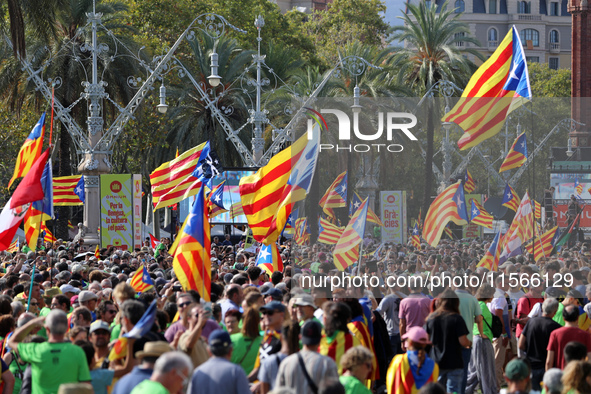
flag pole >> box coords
[26,264,36,312]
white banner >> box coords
[380,191,406,244]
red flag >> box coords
[10,149,50,209]
[149,234,160,249]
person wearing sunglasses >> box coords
[164,293,196,343]
[247,301,286,382]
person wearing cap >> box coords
[502,358,530,394]
[294,294,322,327]
[518,298,561,391]
[112,341,172,394]
[262,288,283,304]
[78,291,98,322]
[8,310,91,393]
[60,284,80,300]
[89,320,113,369]
[386,326,439,393]
[276,320,338,394]
[546,304,591,369]
[188,330,250,394]
[131,351,192,394]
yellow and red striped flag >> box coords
[470,199,493,229]
[422,181,469,247]
[41,224,55,243]
[464,170,476,194]
[255,243,284,275]
[411,222,421,249]
[172,185,211,301]
[477,231,503,271]
[294,218,310,245]
[499,132,527,173]
[443,27,531,150]
[533,200,542,220]
[502,184,520,212]
[130,265,154,293]
[575,178,584,195]
[444,226,454,240]
[319,171,347,216]
[367,205,384,227]
[8,113,46,188]
[239,129,319,245]
[150,142,207,209]
[320,331,361,375]
[318,217,344,244]
[7,238,19,253]
[348,320,378,381]
[53,176,84,206]
[334,197,369,271]
[229,201,244,219]
[524,226,558,262]
[95,245,101,259]
[498,191,534,264]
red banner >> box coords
[554,204,591,227]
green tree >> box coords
[391,1,483,217]
[291,0,390,65]
[528,62,571,97]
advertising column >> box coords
[100,174,133,250]
[132,174,143,249]
[380,191,407,244]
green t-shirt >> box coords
[39,307,51,317]
[18,341,91,394]
[340,375,372,394]
[130,379,170,394]
[8,357,25,394]
[473,301,493,339]
[230,333,263,374]
[110,323,122,341]
[553,303,566,326]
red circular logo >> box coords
[110,181,122,193]
[387,195,396,203]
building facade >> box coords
[405,0,571,68]
[273,0,332,13]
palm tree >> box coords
[391,1,483,217]
[0,0,144,238]
[1,0,67,58]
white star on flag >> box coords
[258,247,271,262]
[472,208,478,216]
[507,192,512,199]
[354,201,360,209]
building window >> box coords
[454,0,465,12]
[489,0,497,12]
[488,28,498,45]
[520,28,539,46]
[549,57,559,69]
[550,1,559,14]
[526,56,540,62]
[425,0,432,7]
[550,30,559,43]
[454,32,465,46]
[518,1,531,13]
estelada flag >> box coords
[502,184,520,212]
[422,181,468,247]
[172,185,211,301]
[443,26,531,150]
[8,113,46,188]
[130,265,154,293]
[499,132,528,173]
[255,243,283,275]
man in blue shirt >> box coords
[112,341,172,394]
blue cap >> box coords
[262,288,283,300]
[260,300,286,313]
[209,329,232,349]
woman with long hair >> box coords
[320,301,360,374]
[424,289,470,394]
[230,306,263,375]
[562,361,591,394]
[466,285,497,394]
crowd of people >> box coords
[0,232,591,394]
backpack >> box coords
[484,314,503,338]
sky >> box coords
[383,0,406,27]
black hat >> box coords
[301,320,322,346]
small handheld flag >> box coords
[464,170,476,193]
[129,265,154,293]
[499,132,527,173]
[575,178,583,195]
[411,222,421,249]
[502,184,520,212]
